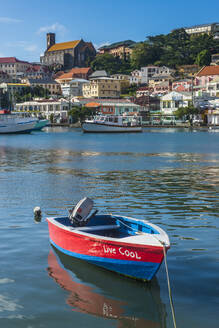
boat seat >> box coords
[73,224,120,231]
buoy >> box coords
[34,206,42,223]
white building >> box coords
[184,23,219,39]
[130,66,174,85]
[130,69,141,84]
[160,91,192,115]
[207,109,219,125]
[61,78,89,97]
[206,77,219,97]
[15,99,69,122]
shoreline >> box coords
[49,122,214,130]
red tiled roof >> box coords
[85,102,100,108]
[69,67,91,74]
[0,57,29,64]
[57,67,91,80]
[197,65,219,77]
[26,65,48,72]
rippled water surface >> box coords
[0,127,219,328]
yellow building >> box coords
[98,40,135,60]
[82,78,121,98]
[111,74,130,92]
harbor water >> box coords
[0,127,219,328]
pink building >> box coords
[195,65,219,88]
[172,79,193,92]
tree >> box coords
[174,105,199,122]
[90,53,119,74]
[131,42,161,69]
[90,53,131,75]
[129,28,218,70]
[195,49,211,66]
[0,91,10,109]
[68,106,97,123]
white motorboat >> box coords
[0,111,37,134]
[82,115,142,133]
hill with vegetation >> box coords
[90,28,219,75]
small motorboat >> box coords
[82,115,142,133]
[47,198,170,281]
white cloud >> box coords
[37,22,67,35]
[6,41,38,52]
[25,45,38,52]
[94,41,110,50]
[0,17,22,23]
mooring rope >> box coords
[161,241,177,328]
[112,215,177,328]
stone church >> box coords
[40,33,96,70]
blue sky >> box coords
[0,0,219,63]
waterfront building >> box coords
[206,108,219,125]
[98,40,135,60]
[15,99,69,122]
[40,33,96,70]
[160,91,192,115]
[82,77,121,98]
[74,98,142,116]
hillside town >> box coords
[0,22,219,127]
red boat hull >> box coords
[47,218,167,281]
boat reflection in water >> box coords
[47,246,167,328]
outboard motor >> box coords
[69,197,96,226]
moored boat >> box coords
[33,119,50,131]
[0,110,37,134]
[47,198,170,281]
[82,115,142,133]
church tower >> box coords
[47,33,55,50]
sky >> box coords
[0,0,219,63]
